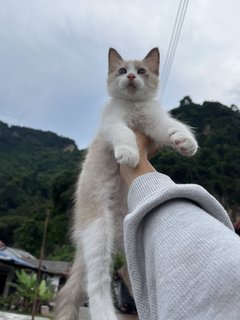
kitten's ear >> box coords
[143,47,160,75]
[108,48,123,74]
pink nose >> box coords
[127,73,136,81]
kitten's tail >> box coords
[54,254,85,320]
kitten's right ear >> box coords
[108,48,123,74]
[143,47,160,75]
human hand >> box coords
[119,132,157,187]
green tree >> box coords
[9,270,54,312]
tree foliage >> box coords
[0,98,239,258]
[0,121,84,257]
[151,97,240,219]
[9,270,54,312]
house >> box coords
[0,241,71,298]
[0,241,136,315]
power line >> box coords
[160,0,189,100]
[161,0,189,97]
[161,0,184,86]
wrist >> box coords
[120,158,156,187]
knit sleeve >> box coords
[125,172,233,231]
[123,172,240,320]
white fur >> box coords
[54,48,198,320]
[101,98,198,164]
[80,215,116,320]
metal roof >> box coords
[0,248,35,268]
[0,242,72,274]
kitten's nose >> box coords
[127,73,136,81]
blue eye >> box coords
[138,68,146,74]
[118,68,127,75]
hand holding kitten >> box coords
[119,132,157,187]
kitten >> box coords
[55,48,198,320]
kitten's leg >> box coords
[80,210,118,320]
[54,250,85,320]
[101,122,139,167]
[168,125,198,157]
[153,117,198,157]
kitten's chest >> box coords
[123,103,154,131]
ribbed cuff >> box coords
[126,172,233,231]
[128,172,175,212]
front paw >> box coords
[114,145,139,167]
[169,130,198,157]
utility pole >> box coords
[31,209,50,320]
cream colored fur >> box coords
[54,47,198,320]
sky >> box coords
[0,0,240,148]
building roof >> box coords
[0,241,72,275]
[23,259,72,275]
[0,241,36,268]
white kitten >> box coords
[55,48,198,320]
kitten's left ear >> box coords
[108,48,123,74]
[143,47,160,75]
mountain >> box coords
[0,97,239,259]
[0,121,77,153]
[0,121,85,259]
[152,97,240,219]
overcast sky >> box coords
[0,0,239,148]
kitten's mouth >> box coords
[126,82,137,89]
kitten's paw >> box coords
[114,145,139,167]
[169,130,198,157]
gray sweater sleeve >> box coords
[123,172,240,320]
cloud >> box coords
[161,0,240,106]
[0,0,239,147]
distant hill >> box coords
[0,121,85,259]
[0,121,77,152]
[0,97,239,259]
[152,97,240,219]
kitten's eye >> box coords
[118,68,127,75]
[138,68,146,75]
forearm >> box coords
[142,198,240,320]
[119,132,157,187]
[123,173,238,320]
[120,160,155,187]
[125,172,233,235]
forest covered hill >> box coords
[0,121,85,259]
[0,97,239,259]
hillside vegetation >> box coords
[0,122,84,259]
[0,97,239,259]
[152,97,240,218]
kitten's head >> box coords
[107,48,159,101]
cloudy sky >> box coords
[0,0,239,148]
